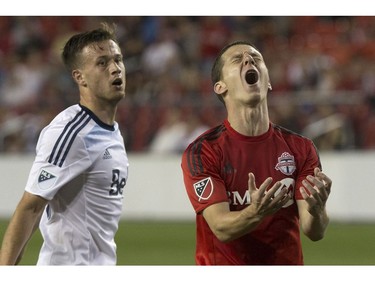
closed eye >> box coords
[231,54,243,64]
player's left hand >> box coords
[300,167,332,217]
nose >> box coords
[243,52,255,66]
[110,60,122,75]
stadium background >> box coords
[0,16,374,265]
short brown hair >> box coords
[211,40,258,105]
[62,22,118,72]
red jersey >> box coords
[181,120,321,265]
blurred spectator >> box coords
[140,20,180,77]
[0,47,49,109]
[149,107,208,154]
[177,112,209,153]
[0,16,374,153]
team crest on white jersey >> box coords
[275,152,296,176]
[193,177,214,201]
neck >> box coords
[80,99,117,126]
[227,103,269,136]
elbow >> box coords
[208,222,235,243]
[209,221,259,243]
[216,234,233,243]
[212,228,233,243]
[307,232,325,242]
[304,222,329,241]
[211,225,242,243]
[216,236,235,243]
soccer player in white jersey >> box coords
[0,22,129,265]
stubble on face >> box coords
[79,41,126,104]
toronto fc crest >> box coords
[275,152,296,176]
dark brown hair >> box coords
[211,40,258,104]
[62,22,118,72]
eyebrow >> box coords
[96,53,123,60]
[230,53,243,60]
[229,50,258,60]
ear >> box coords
[214,81,227,95]
[268,82,272,91]
[72,69,87,87]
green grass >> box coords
[301,222,375,265]
[1,220,374,265]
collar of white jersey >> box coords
[79,104,116,131]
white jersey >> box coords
[25,104,129,265]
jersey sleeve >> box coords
[181,140,229,214]
[294,139,322,200]
[25,123,92,200]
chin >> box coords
[109,93,125,104]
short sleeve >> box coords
[181,141,229,214]
[25,124,92,200]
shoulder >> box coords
[43,105,87,132]
[38,105,93,150]
[43,104,94,136]
[272,123,319,157]
[36,105,95,166]
[272,123,314,144]
[181,124,226,175]
[184,123,227,155]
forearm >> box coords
[203,203,263,243]
[299,167,332,241]
[300,206,329,241]
[0,208,41,265]
[0,191,46,265]
[220,214,263,242]
[204,180,290,243]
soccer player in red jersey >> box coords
[181,41,332,265]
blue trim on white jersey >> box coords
[48,109,91,167]
[48,105,116,168]
[79,104,115,131]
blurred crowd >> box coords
[0,16,374,154]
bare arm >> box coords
[0,191,47,265]
[202,173,291,242]
[297,167,332,241]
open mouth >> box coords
[112,78,123,86]
[245,69,259,85]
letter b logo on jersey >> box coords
[109,169,126,196]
